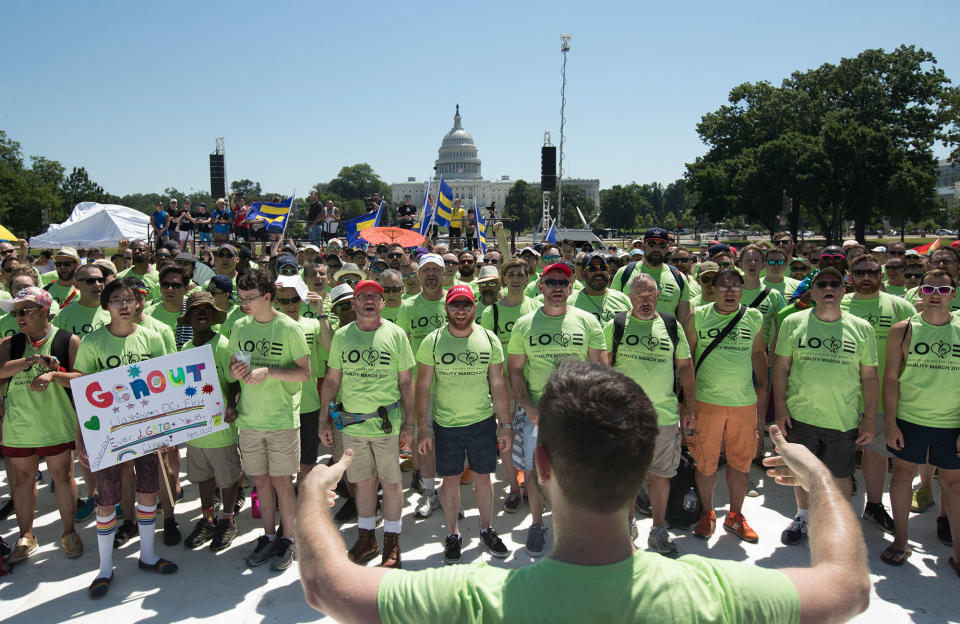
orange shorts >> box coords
[688,400,757,476]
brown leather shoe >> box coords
[347,529,379,564]
[380,531,401,569]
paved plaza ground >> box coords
[1,449,957,623]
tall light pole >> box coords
[557,33,571,230]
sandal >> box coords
[138,558,179,574]
[950,556,960,578]
[881,545,912,566]
[88,574,113,599]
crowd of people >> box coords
[0,220,958,620]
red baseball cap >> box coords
[445,284,475,304]
[541,262,573,279]
[353,280,384,295]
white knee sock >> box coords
[96,511,117,578]
[136,503,159,565]
[384,519,401,534]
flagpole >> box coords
[278,188,295,244]
[419,179,432,232]
[426,177,442,241]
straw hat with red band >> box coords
[445,284,475,304]
[353,280,384,295]
[540,262,573,279]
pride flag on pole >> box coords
[474,199,487,253]
[246,197,293,232]
[433,179,453,227]
[912,237,942,256]
[345,201,383,247]
[545,222,557,245]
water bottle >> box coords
[681,486,698,513]
[329,401,343,430]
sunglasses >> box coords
[444,261,459,266]
[885,265,905,271]
[904,272,924,279]
[484,258,501,265]
[646,241,668,249]
[820,254,845,261]
[402,271,417,279]
[340,278,359,286]
[55,261,76,267]
[717,285,742,292]
[278,267,299,276]
[0,249,15,256]
[459,259,475,265]
[585,264,608,273]
[774,240,792,246]
[216,251,236,258]
[767,259,786,265]
[387,252,404,259]
[542,254,561,262]
[156,253,172,260]
[699,276,716,286]
[852,269,881,277]
[672,257,691,263]
[919,285,956,295]
[108,298,136,308]
[333,302,352,313]
[814,280,842,289]
[161,281,184,289]
[82,277,106,285]
[381,286,403,294]
[715,261,732,268]
[543,278,569,288]
[11,307,43,318]
[371,265,386,274]
[275,295,301,305]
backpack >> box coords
[8,329,74,401]
[610,311,678,366]
[665,446,704,530]
[618,261,686,296]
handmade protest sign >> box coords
[70,344,226,472]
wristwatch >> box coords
[317,313,329,319]
[498,422,515,431]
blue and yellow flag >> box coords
[474,200,487,253]
[246,197,293,232]
[433,179,453,227]
[546,222,557,245]
[345,201,383,246]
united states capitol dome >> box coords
[434,104,482,180]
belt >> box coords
[336,400,401,427]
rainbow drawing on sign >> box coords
[117,450,137,461]
[111,421,208,452]
[110,405,205,432]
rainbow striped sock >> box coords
[96,512,118,536]
[96,512,117,578]
[136,504,158,526]
[136,503,159,565]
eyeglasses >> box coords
[82,277,106,285]
[767,259,786,266]
[108,298,136,308]
[215,250,236,258]
[55,261,76,267]
[716,285,742,292]
[919,285,956,295]
[208,289,227,297]
[448,301,474,310]
[381,286,403,294]
[852,269,881,277]
[333,302,352,313]
[715,261,732,268]
[340,278,359,286]
[238,294,264,305]
[275,295,301,305]
[479,281,499,289]
[387,252,404,259]
[278,267,299,276]
[585,264,608,273]
[904,272,924,279]
[931,257,957,266]
[699,276,716,286]
[543,278,569,288]
[820,254,845,261]
[814,280,842,289]
[161,281,184,290]
[542,254,561,262]
[774,240,792,246]
[11,307,43,318]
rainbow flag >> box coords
[912,237,941,256]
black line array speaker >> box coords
[210,154,226,199]
[541,146,556,192]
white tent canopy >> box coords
[29,202,151,248]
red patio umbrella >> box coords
[358,226,425,248]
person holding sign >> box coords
[73,277,178,599]
[227,269,311,572]
[0,287,83,563]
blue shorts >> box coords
[511,404,537,472]
[197,232,212,243]
[433,416,498,477]
[889,419,960,470]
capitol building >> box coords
[391,106,599,218]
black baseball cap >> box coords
[644,227,670,241]
[580,252,608,270]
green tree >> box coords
[600,183,649,231]
[504,180,539,232]
[230,179,262,199]
[0,131,64,236]
[60,166,107,211]
[326,164,391,205]
[557,184,595,228]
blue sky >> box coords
[2,1,957,198]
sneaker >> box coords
[938,515,953,546]
[210,518,238,552]
[399,457,415,472]
[270,538,295,571]
[334,497,358,524]
[693,510,717,539]
[251,490,261,519]
[113,520,138,549]
[443,533,462,564]
[480,528,509,558]
[164,517,182,546]
[246,535,280,566]
[184,519,218,549]
[381,532,401,568]
[525,523,548,557]
[460,468,474,485]
[347,528,379,564]
[724,512,759,543]
[635,488,652,517]
[7,534,38,563]
[911,487,934,513]
[862,502,895,534]
[781,516,808,546]
[234,489,246,515]
[415,492,440,519]
[76,497,96,522]
[629,517,639,544]
[410,469,424,495]
[503,491,522,514]
[647,524,678,556]
[62,531,84,558]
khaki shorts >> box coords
[187,444,242,485]
[331,427,344,461]
[649,423,682,479]
[689,400,757,476]
[238,428,300,477]
[343,433,402,484]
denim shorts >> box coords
[889,419,960,470]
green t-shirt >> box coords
[227,313,310,431]
[897,314,960,428]
[296,316,324,414]
[216,304,247,338]
[46,281,79,307]
[479,298,539,349]
[567,289,632,325]
[75,324,168,374]
[740,285,786,346]
[684,273,702,298]
[605,314,691,425]
[884,283,907,298]
[0,313,19,339]
[775,309,878,431]
[146,302,182,333]
[692,303,764,407]
[416,325,504,428]
[117,266,161,300]
[183,333,238,448]
[52,302,110,337]
[381,304,402,324]
[328,320,415,438]
[40,269,58,286]
[612,263,690,315]
[2,333,77,447]
[507,307,606,404]
[397,293,447,355]
[138,314,177,353]
[763,276,801,301]
[299,297,332,320]
[377,549,800,624]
